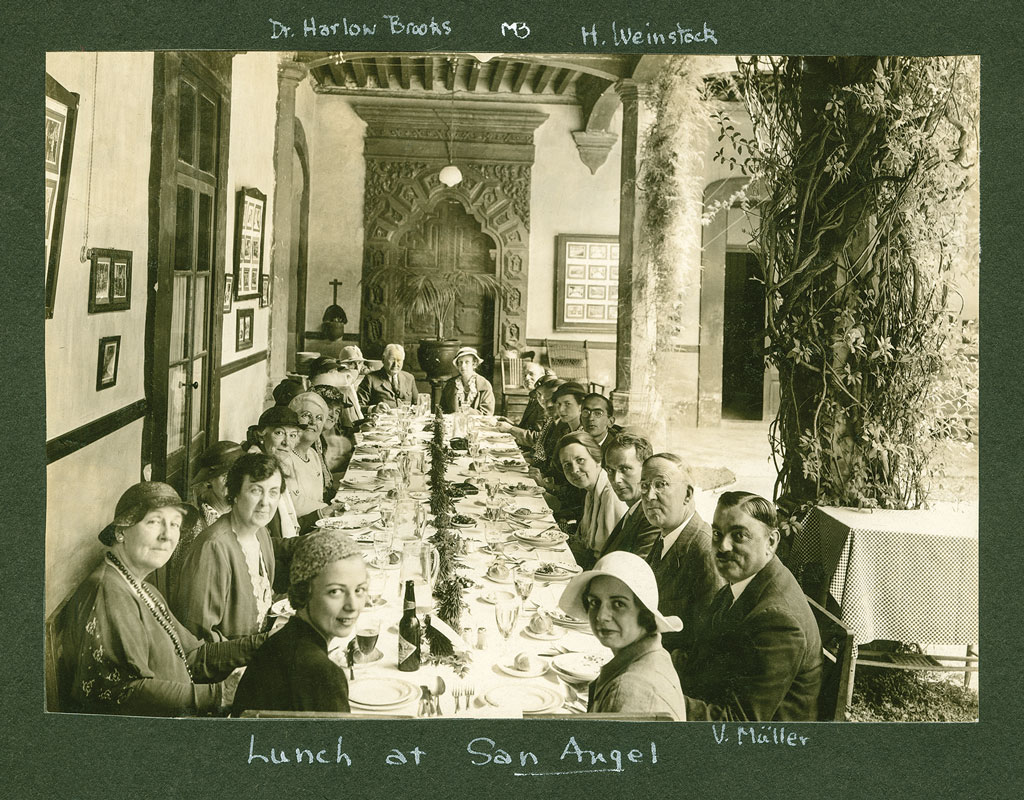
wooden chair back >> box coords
[45,596,75,712]
[500,354,524,389]
[805,595,855,721]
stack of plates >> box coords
[551,652,608,684]
[314,512,379,531]
[348,676,418,711]
[483,684,563,715]
[548,607,591,630]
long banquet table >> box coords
[274,411,610,718]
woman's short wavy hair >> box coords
[225,453,286,505]
[287,530,364,610]
[554,430,603,467]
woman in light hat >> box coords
[232,530,368,715]
[168,440,244,603]
[62,482,266,715]
[440,346,495,415]
[559,551,687,720]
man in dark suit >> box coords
[641,453,725,656]
[599,430,660,560]
[680,491,822,722]
[357,343,418,410]
[580,393,621,461]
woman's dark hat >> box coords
[257,405,305,429]
[193,441,244,484]
[551,380,588,402]
[98,482,198,546]
[272,377,307,407]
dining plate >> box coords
[514,530,569,548]
[548,607,591,628]
[479,589,517,605]
[483,572,514,585]
[483,683,562,715]
[551,652,608,683]
[348,676,418,708]
[314,512,379,531]
[497,658,550,679]
[533,562,582,581]
[522,625,564,641]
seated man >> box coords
[579,392,621,459]
[357,343,419,410]
[598,430,661,560]
[640,453,724,656]
[680,491,822,722]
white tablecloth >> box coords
[296,415,609,717]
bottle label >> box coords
[398,635,419,669]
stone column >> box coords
[268,58,307,386]
[611,80,660,436]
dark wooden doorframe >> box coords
[293,117,310,359]
[145,52,232,490]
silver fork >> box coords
[452,685,463,713]
[465,685,476,710]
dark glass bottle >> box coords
[397,580,421,672]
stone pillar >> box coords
[268,58,307,385]
[611,80,660,437]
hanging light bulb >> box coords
[438,57,463,187]
[438,164,463,187]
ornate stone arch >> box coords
[354,103,546,365]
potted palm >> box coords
[362,262,504,380]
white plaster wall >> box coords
[304,98,367,335]
[219,52,280,437]
[46,422,143,615]
[528,104,623,344]
[45,52,154,438]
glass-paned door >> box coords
[163,71,219,493]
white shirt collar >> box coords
[659,510,695,555]
[729,573,757,601]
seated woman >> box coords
[310,382,355,482]
[233,530,368,715]
[559,551,686,720]
[288,391,334,517]
[62,482,266,716]
[440,347,495,415]
[536,380,588,523]
[168,440,243,604]
[496,368,555,447]
[174,453,282,643]
[555,430,627,570]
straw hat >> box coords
[338,345,366,365]
[558,551,683,634]
[452,346,483,367]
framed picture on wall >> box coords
[554,234,619,332]
[87,248,132,313]
[96,335,121,391]
[233,187,266,300]
[236,307,254,351]
[260,275,271,307]
[45,74,80,320]
[223,275,234,313]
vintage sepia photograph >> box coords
[43,49,978,728]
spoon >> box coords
[434,675,446,716]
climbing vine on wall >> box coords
[726,56,978,514]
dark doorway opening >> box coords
[722,250,766,420]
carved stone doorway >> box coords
[399,199,497,380]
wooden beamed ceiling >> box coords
[304,53,628,102]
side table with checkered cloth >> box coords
[788,506,978,648]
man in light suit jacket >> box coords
[680,491,822,722]
[357,343,418,410]
[641,453,726,657]
[599,430,660,560]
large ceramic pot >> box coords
[322,320,345,341]
[416,338,461,381]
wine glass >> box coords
[379,445,392,468]
[372,524,394,569]
[484,517,504,555]
[354,616,381,663]
[368,569,386,607]
[495,598,520,656]
[513,567,534,605]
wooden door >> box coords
[722,250,767,420]
[398,200,496,379]
[147,53,229,496]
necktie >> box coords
[709,585,734,629]
[391,373,400,396]
[648,536,665,566]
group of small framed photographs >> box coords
[87,248,132,392]
[554,234,620,332]
[225,186,269,352]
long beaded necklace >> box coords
[106,552,193,678]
